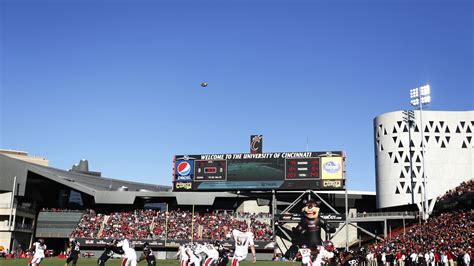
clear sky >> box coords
[1,0,473,191]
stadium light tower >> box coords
[409,84,431,220]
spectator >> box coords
[71,209,272,241]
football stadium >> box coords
[0,110,472,265]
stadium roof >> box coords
[0,154,237,205]
[0,154,375,206]
[0,153,169,192]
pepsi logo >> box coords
[323,161,340,173]
[177,162,191,176]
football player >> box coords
[202,242,219,266]
[97,239,123,266]
[215,241,231,266]
[188,243,203,266]
[65,238,80,266]
[176,244,190,266]
[137,242,156,266]
[231,229,257,266]
[313,241,335,266]
[296,244,313,266]
[28,238,46,266]
[117,239,138,266]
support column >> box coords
[272,190,276,243]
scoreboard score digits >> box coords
[195,160,227,181]
[173,151,345,191]
[285,158,320,179]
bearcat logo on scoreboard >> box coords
[175,160,193,181]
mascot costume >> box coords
[292,199,336,250]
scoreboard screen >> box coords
[173,151,345,191]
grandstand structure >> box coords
[0,150,384,259]
[1,139,470,260]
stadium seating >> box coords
[70,209,104,238]
[439,179,473,201]
[71,209,273,241]
[339,180,473,264]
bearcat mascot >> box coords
[292,199,336,250]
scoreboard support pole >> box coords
[272,190,276,246]
[345,183,349,251]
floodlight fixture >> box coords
[410,99,420,106]
[410,84,431,108]
[421,95,431,105]
[420,84,431,96]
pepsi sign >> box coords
[175,160,194,181]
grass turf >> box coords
[0,258,300,266]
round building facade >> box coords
[374,110,473,210]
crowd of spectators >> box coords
[439,179,473,201]
[192,211,273,240]
[336,180,473,265]
[71,209,273,241]
[70,209,104,238]
[166,209,192,240]
[100,209,158,239]
[341,210,473,265]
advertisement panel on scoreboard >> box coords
[173,151,345,191]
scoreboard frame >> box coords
[173,151,345,191]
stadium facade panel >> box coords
[374,110,474,209]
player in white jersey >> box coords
[297,244,313,266]
[117,239,137,266]
[202,243,219,266]
[176,244,190,266]
[313,241,334,266]
[189,244,204,266]
[231,229,256,266]
[28,239,47,266]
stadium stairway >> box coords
[150,219,155,232]
[97,215,109,237]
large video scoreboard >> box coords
[173,151,345,191]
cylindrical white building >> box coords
[374,110,473,210]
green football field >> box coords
[0,258,299,266]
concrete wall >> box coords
[237,200,270,214]
[328,209,357,247]
[0,232,12,251]
[0,193,13,208]
[374,110,474,209]
[0,150,48,167]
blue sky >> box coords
[1,0,472,191]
